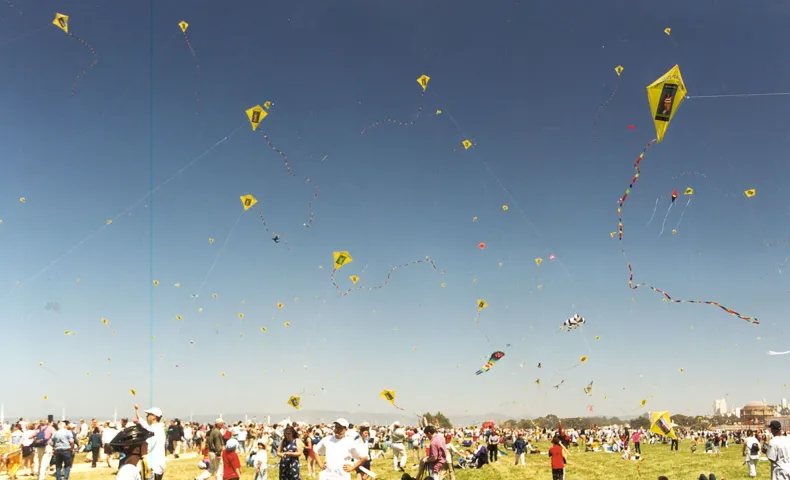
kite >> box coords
[658,189,679,236]
[745,189,756,198]
[649,411,677,440]
[258,212,290,250]
[52,13,99,95]
[287,396,301,410]
[475,351,505,375]
[245,105,268,131]
[561,313,585,332]
[475,299,488,324]
[672,187,694,233]
[647,65,686,143]
[240,194,258,211]
[584,381,593,395]
[591,65,624,143]
[329,253,444,296]
[462,140,473,150]
[360,74,428,134]
[177,21,201,110]
[615,65,758,324]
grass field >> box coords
[60,441,771,480]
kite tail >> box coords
[617,139,759,325]
[591,78,620,143]
[658,202,675,236]
[674,197,692,231]
[360,90,425,135]
[646,198,659,226]
[69,33,99,95]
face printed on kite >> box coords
[655,84,678,121]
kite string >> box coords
[0,123,246,304]
[686,92,790,99]
[646,198,659,226]
[591,77,620,143]
[658,201,674,236]
[192,211,244,302]
[674,197,692,231]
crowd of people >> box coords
[4,411,790,480]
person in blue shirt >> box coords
[52,422,74,480]
[513,434,526,467]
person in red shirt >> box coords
[222,439,241,480]
[548,436,566,480]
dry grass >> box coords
[61,441,768,480]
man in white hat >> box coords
[134,404,166,480]
[389,421,407,472]
[314,418,367,480]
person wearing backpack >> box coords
[32,420,55,480]
[743,430,761,478]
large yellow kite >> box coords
[649,411,677,440]
[646,65,686,143]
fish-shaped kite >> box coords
[475,351,505,375]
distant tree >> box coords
[422,412,452,429]
[629,414,651,430]
[434,412,453,429]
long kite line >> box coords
[616,140,759,324]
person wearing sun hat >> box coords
[133,404,166,480]
[767,420,790,480]
[314,419,368,480]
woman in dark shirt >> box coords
[88,428,102,468]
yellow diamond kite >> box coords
[287,395,301,410]
[416,74,430,91]
[664,28,671,35]
[744,189,756,198]
[614,65,623,76]
[684,187,693,195]
[240,194,258,211]
[264,101,272,110]
[477,299,487,311]
[333,251,353,270]
[650,411,677,439]
[53,13,69,33]
[647,65,687,143]
[350,275,359,285]
[462,139,472,150]
[178,21,189,33]
[245,105,268,131]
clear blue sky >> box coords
[1,0,789,422]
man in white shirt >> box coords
[390,421,407,472]
[743,430,761,478]
[767,420,790,480]
[314,418,367,480]
[134,404,167,480]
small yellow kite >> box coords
[350,275,359,285]
[53,13,69,33]
[240,194,258,211]
[647,65,687,143]
[614,65,623,76]
[684,187,694,195]
[477,299,487,311]
[462,139,472,150]
[744,189,756,198]
[333,251,353,270]
[178,21,189,33]
[416,74,430,91]
[287,395,301,410]
[245,105,268,131]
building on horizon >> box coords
[714,399,727,416]
[783,399,788,410]
[742,401,775,427]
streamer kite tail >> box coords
[768,350,790,355]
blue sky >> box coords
[2,0,790,422]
